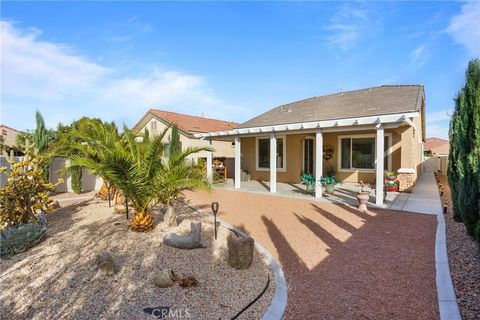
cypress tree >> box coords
[448,59,480,243]
[169,124,182,156]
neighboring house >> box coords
[132,109,238,166]
[0,124,21,148]
[195,85,426,204]
[425,137,450,156]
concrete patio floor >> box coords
[216,178,400,208]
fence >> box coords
[423,155,449,174]
[0,156,102,192]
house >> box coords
[194,85,426,204]
[425,137,450,156]
[132,109,238,169]
[0,124,21,148]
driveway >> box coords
[184,189,439,319]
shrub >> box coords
[0,152,60,231]
[71,166,83,194]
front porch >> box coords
[217,178,401,208]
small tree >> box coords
[0,145,60,231]
[71,166,83,194]
[169,124,182,156]
[448,59,480,244]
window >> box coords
[151,121,157,131]
[163,143,170,158]
[256,137,286,171]
[339,135,391,171]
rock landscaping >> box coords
[0,195,275,320]
[435,172,480,320]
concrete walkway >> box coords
[391,172,461,320]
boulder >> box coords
[153,269,176,288]
[163,222,202,249]
[163,206,177,227]
[227,233,254,270]
[94,252,115,279]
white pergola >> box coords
[196,112,419,205]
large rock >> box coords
[94,252,115,279]
[227,233,254,270]
[163,206,177,227]
[153,269,176,288]
[163,222,202,249]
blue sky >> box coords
[1,1,479,139]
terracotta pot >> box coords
[356,192,370,212]
[385,186,399,192]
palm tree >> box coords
[69,121,211,231]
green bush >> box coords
[71,166,82,194]
[448,59,480,241]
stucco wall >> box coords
[140,117,235,160]
[240,126,416,184]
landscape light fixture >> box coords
[211,202,219,240]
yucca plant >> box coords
[69,121,211,231]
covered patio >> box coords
[217,178,401,208]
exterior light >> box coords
[211,202,219,240]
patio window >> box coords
[256,137,286,171]
[339,135,391,171]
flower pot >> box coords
[356,192,370,212]
[324,183,336,194]
[385,185,398,192]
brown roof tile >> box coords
[237,85,424,128]
[148,109,238,133]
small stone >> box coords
[163,222,202,249]
[153,269,175,288]
[94,252,115,279]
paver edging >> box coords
[217,219,288,320]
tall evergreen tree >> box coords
[448,59,480,243]
[32,111,53,153]
[169,124,182,156]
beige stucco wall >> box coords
[139,117,235,160]
[0,125,20,147]
[240,125,420,184]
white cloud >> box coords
[410,45,429,67]
[446,1,480,56]
[323,3,376,51]
[426,109,451,139]
[0,20,246,131]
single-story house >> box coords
[194,85,426,205]
[132,109,238,167]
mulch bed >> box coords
[435,172,480,320]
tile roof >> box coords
[425,137,450,155]
[237,85,424,129]
[148,109,239,133]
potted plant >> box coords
[384,179,399,192]
[386,171,397,181]
[356,181,370,211]
[300,172,316,193]
[320,176,340,194]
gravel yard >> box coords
[0,194,274,319]
[185,188,439,320]
[435,173,480,320]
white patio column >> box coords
[270,132,277,193]
[315,130,323,198]
[234,136,241,189]
[376,124,385,205]
[206,139,213,182]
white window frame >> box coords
[150,120,157,131]
[337,133,392,172]
[255,135,287,172]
